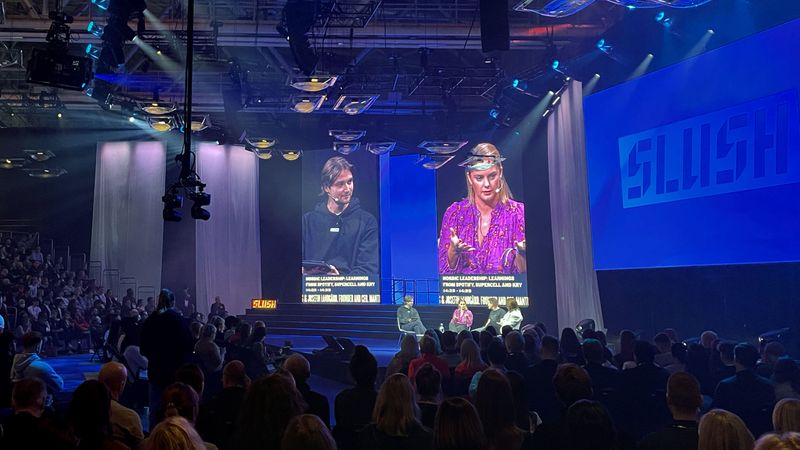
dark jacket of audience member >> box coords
[140,290,194,387]
[525,335,562,425]
[581,338,620,406]
[638,372,703,450]
[284,353,331,428]
[334,346,379,450]
[234,372,308,450]
[616,341,671,441]
[197,361,249,450]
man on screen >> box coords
[302,156,379,276]
[438,143,526,275]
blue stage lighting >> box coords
[512,79,520,88]
[489,108,500,119]
[85,44,102,60]
[551,59,560,70]
[91,0,109,10]
[87,21,104,38]
[596,39,605,49]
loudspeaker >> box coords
[479,0,510,53]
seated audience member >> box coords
[176,363,206,400]
[498,298,523,330]
[614,330,637,369]
[522,329,541,365]
[566,400,616,450]
[455,339,487,380]
[638,372,703,450]
[477,297,506,332]
[284,353,331,428]
[531,363,594,450]
[386,334,419,376]
[772,357,800,401]
[687,343,716,396]
[504,331,529,374]
[11,331,64,394]
[448,299,473,333]
[415,363,442,429]
[560,328,585,365]
[773,398,800,433]
[0,379,65,449]
[397,295,426,335]
[433,397,487,450]
[234,372,307,450]
[334,346,378,450]
[0,313,14,407]
[653,333,673,368]
[408,335,451,384]
[700,330,719,352]
[195,324,223,374]
[581,338,620,404]
[698,409,754,450]
[68,380,129,450]
[98,362,144,449]
[479,330,495,363]
[282,414,337,450]
[525,335,562,425]
[757,341,786,379]
[119,318,148,381]
[712,343,775,437]
[617,340,672,440]
[595,330,615,365]
[475,368,527,450]
[439,331,461,367]
[753,432,800,450]
[145,416,206,450]
[359,374,432,449]
[486,338,508,371]
[506,371,537,433]
[711,342,736,385]
[197,361,250,450]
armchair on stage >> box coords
[397,317,425,344]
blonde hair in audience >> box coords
[281,414,337,450]
[754,432,800,450]
[372,373,420,437]
[698,409,755,450]
[145,416,205,450]
[774,399,800,433]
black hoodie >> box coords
[302,198,379,275]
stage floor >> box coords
[265,334,400,367]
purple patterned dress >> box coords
[438,198,526,274]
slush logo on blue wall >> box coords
[618,90,800,208]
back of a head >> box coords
[764,342,787,362]
[541,335,560,358]
[160,382,200,424]
[400,334,419,357]
[773,357,800,385]
[505,331,524,353]
[717,342,735,363]
[460,339,482,366]
[701,330,719,348]
[98,362,127,394]
[699,409,755,450]
[158,289,175,310]
[487,339,508,365]
[654,332,671,349]
[560,328,581,354]
[734,343,760,370]
[200,324,216,339]
[21,331,43,352]
[474,369,516,436]
[281,414,337,450]
[12,378,46,413]
[566,400,615,450]
[238,372,307,450]
[419,335,437,356]
[774,399,800,433]
[175,364,205,398]
[349,345,378,387]
[667,372,702,415]
[222,360,250,388]
[434,397,487,450]
[634,340,657,364]
[581,339,604,365]
[415,363,442,399]
[754,432,800,450]
[145,416,205,450]
[373,373,418,436]
[553,363,593,407]
[70,380,112,439]
[284,354,312,383]
[441,331,457,352]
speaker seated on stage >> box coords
[448,299,473,333]
[498,298,523,331]
[475,297,506,332]
[397,295,426,335]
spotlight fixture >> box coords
[416,154,455,170]
[281,149,303,161]
[366,142,397,155]
[90,0,109,10]
[333,95,379,115]
[575,318,596,336]
[85,44,102,60]
[25,167,67,178]
[328,130,366,141]
[139,101,177,115]
[189,190,211,221]
[596,38,613,54]
[654,11,673,27]
[189,114,210,132]
[489,108,500,119]
[551,59,560,70]
[291,95,326,113]
[418,141,468,155]
[25,149,55,162]
[162,190,183,222]
[0,158,25,169]
[245,137,278,149]
[148,116,175,132]
[86,20,104,38]
[290,76,337,93]
[252,148,274,160]
[333,142,361,155]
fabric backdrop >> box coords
[547,81,605,332]
[90,141,166,299]
[195,143,262,317]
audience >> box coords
[0,378,66,449]
[698,409,754,450]
[638,371,702,450]
[415,363,443,429]
[757,342,786,379]
[617,340,671,440]
[773,398,800,434]
[359,373,432,449]
[334,345,378,450]
[145,416,206,450]
[475,368,527,450]
[408,335,451,384]
[386,334,419,376]
[98,362,144,449]
[10,331,64,395]
[281,414,337,450]
[581,338,619,404]
[454,338,487,382]
[433,397,486,450]
[284,353,331,428]
[504,331,529,374]
[772,357,800,401]
[525,335,562,425]
[194,324,223,374]
[68,379,128,450]
[234,372,307,450]
[197,360,249,450]
[754,432,800,450]
[566,399,616,450]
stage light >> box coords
[576,318,596,336]
[290,76,337,93]
[57,112,63,118]
[291,95,326,113]
[87,21,104,38]
[91,0,109,9]
[281,150,302,161]
[85,44,101,60]
[25,150,55,162]
[252,148,273,160]
[25,168,67,178]
[162,191,183,222]
[128,116,135,122]
[489,108,500,119]
[366,142,397,155]
[418,141,468,154]
[333,142,360,155]
[542,108,552,118]
[551,59,560,70]
[484,56,494,64]
[551,96,561,106]
[1,158,25,169]
[148,116,175,132]
[139,101,177,115]
[245,137,277,149]
[333,95,379,115]
[189,191,211,221]
[654,11,673,28]
[329,130,366,141]
[189,114,209,132]
[596,38,613,54]
[707,29,714,35]
[416,154,455,170]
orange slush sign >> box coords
[251,299,277,309]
